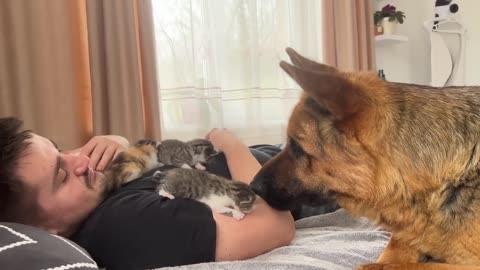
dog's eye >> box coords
[289,138,305,159]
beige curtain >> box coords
[0,0,92,149]
[322,0,376,71]
[86,0,161,142]
[0,0,161,149]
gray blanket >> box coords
[159,209,390,270]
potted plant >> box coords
[374,4,406,35]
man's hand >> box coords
[205,128,261,183]
[205,128,244,154]
[67,135,129,172]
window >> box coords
[152,0,323,145]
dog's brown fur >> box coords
[250,47,480,270]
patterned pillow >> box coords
[0,222,99,270]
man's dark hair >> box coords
[0,117,34,223]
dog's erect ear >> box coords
[285,47,337,73]
[280,61,365,121]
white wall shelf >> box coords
[375,34,409,46]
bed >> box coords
[159,209,389,270]
[0,201,388,270]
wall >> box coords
[375,0,480,85]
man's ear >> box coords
[280,61,366,121]
[285,47,338,73]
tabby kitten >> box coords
[157,138,217,170]
[154,168,257,220]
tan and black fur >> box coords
[250,47,480,270]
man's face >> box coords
[16,134,106,236]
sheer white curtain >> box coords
[151,0,323,145]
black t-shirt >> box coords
[71,168,216,270]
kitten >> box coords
[104,138,217,190]
[156,139,217,170]
[154,168,257,220]
[103,139,162,190]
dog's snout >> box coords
[250,176,268,198]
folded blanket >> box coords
[158,209,389,270]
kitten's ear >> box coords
[135,139,157,147]
[280,61,365,121]
[285,47,337,73]
[153,170,165,180]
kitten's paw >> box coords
[232,211,245,221]
[158,189,175,200]
[181,164,193,169]
[194,163,206,170]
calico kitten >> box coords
[103,139,162,190]
[154,168,257,220]
[156,139,217,170]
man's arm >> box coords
[206,129,295,261]
[213,197,295,261]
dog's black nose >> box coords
[250,177,267,198]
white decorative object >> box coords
[424,17,466,87]
[435,0,459,22]
[429,32,453,87]
[375,34,408,46]
[382,17,397,35]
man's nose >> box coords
[64,153,91,176]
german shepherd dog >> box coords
[250,47,480,270]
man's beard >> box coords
[97,173,117,201]
[84,170,111,202]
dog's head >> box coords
[250,48,403,211]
